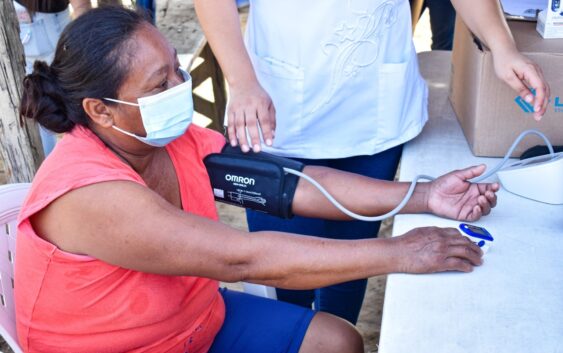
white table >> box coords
[379,51,563,353]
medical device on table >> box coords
[204,129,561,246]
[459,223,494,253]
[496,149,563,204]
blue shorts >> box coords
[208,288,316,353]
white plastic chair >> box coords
[243,283,277,299]
[0,183,29,353]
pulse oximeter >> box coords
[459,223,493,253]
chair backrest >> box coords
[0,183,30,353]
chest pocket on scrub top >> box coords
[376,60,414,140]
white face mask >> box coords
[104,68,193,147]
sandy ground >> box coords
[0,2,431,352]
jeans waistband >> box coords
[32,7,70,21]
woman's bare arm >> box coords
[30,180,483,289]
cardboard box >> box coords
[537,0,563,39]
[450,18,563,157]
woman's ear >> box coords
[83,98,114,128]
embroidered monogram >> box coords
[310,0,398,113]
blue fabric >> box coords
[208,288,315,353]
[136,0,156,24]
[246,144,403,324]
[425,0,456,51]
[39,125,57,156]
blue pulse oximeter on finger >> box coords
[459,223,494,241]
[459,223,494,253]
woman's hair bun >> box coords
[20,61,74,133]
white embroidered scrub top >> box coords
[244,0,429,159]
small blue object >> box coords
[459,223,494,242]
[514,88,536,113]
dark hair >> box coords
[20,6,151,133]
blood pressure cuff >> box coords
[203,145,305,219]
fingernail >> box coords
[230,139,237,147]
[241,144,250,152]
[266,139,272,146]
[525,94,533,103]
[253,144,261,153]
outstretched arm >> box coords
[291,164,498,222]
[451,0,550,120]
[30,180,483,291]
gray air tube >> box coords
[284,130,554,221]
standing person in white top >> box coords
[194,0,550,324]
[14,0,91,156]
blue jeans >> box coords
[136,0,156,24]
[246,144,403,324]
[15,2,70,156]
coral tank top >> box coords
[15,125,226,353]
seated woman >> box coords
[16,6,497,353]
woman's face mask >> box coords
[104,68,193,147]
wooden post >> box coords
[0,1,44,184]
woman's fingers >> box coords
[227,109,238,146]
[256,102,275,147]
[478,195,491,216]
[234,109,251,152]
[485,189,497,208]
[399,227,484,274]
[522,64,549,119]
[457,164,487,181]
[466,204,483,222]
[244,108,261,152]
[448,244,483,266]
[443,257,473,273]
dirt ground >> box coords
[0,2,431,352]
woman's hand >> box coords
[394,227,484,273]
[492,46,550,121]
[449,0,550,120]
[227,80,276,153]
[426,165,499,222]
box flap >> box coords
[474,20,563,54]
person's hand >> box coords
[227,80,276,153]
[395,227,483,273]
[426,165,499,222]
[69,0,92,18]
[492,46,550,120]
